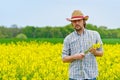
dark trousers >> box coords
[69,78,96,80]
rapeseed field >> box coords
[0,41,120,80]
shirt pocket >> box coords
[69,40,80,55]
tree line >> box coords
[0,24,120,39]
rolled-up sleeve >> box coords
[95,31,103,51]
[62,38,70,59]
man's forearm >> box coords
[62,53,85,63]
[94,51,103,57]
[62,56,75,63]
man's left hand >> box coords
[89,48,97,55]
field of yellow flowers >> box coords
[0,41,120,80]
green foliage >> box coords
[102,38,120,44]
[22,26,35,38]
[16,33,27,40]
[0,38,119,44]
[0,24,120,39]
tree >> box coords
[16,33,27,39]
[22,26,35,38]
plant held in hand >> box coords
[84,42,101,54]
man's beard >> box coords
[74,24,83,31]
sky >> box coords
[0,0,120,29]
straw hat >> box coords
[66,10,89,21]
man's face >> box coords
[71,19,84,31]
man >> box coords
[62,10,103,80]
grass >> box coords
[0,38,120,44]
[102,38,120,44]
[0,38,63,44]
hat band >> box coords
[71,16,84,19]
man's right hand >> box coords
[73,53,85,60]
[62,53,85,63]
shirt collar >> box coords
[74,29,86,36]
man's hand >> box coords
[89,48,103,57]
[62,53,85,63]
[73,53,85,60]
[89,48,97,55]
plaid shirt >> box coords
[62,29,103,80]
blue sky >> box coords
[0,0,120,29]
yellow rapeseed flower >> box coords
[0,41,120,80]
[84,42,101,54]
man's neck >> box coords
[76,28,85,35]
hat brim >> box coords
[66,16,89,21]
